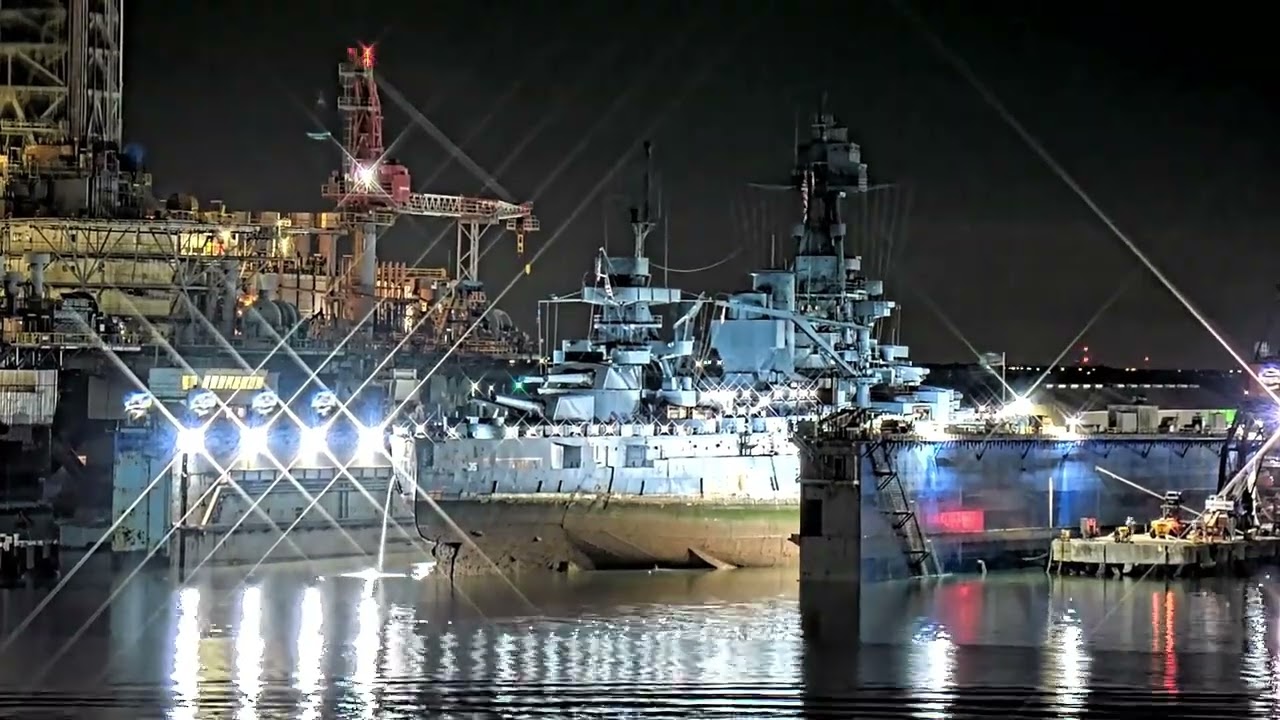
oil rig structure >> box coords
[0,2,541,566]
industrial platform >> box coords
[1049,534,1280,578]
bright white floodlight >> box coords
[356,424,384,462]
[299,425,327,461]
[1006,396,1034,416]
[355,164,377,187]
[177,426,204,456]
[240,426,268,458]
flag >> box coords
[979,352,1005,368]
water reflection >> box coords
[169,587,200,720]
[907,622,955,718]
[348,579,379,720]
[234,585,264,719]
[1045,597,1089,718]
[293,586,322,720]
[6,566,1280,716]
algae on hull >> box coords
[416,496,802,575]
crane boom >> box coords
[400,193,532,222]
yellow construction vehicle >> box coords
[1111,516,1136,542]
[1148,491,1184,538]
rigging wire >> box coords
[650,247,743,274]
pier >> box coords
[1049,535,1280,577]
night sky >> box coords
[126,2,1276,369]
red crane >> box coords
[320,43,538,323]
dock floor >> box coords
[1049,535,1280,578]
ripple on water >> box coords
[1,569,1280,716]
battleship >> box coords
[416,115,943,574]
[417,107,1234,579]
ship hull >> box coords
[416,495,799,574]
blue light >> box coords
[311,390,339,416]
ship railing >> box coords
[462,417,797,440]
[1,331,146,349]
[175,336,342,354]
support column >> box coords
[796,434,864,581]
[455,221,484,285]
[360,222,378,324]
[220,260,240,339]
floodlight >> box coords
[356,424,384,461]
[177,426,204,456]
[240,425,268,458]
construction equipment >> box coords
[1110,516,1136,543]
[1186,496,1235,542]
[1148,491,1184,538]
[1079,517,1100,539]
[320,43,539,343]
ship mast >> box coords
[493,142,701,423]
[630,141,656,260]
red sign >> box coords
[926,509,986,534]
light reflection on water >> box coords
[1,564,1280,716]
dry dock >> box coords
[1049,535,1280,577]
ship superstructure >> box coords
[708,104,928,416]
[486,142,701,424]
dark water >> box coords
[1,556,1279,717]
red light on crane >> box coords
[346,43,376,70]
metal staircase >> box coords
[867,439,935,577]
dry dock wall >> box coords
[862,437,1224,577]
[890,438,1223,532]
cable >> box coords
[650,248,742,274]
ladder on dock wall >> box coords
[867,439,936,577]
